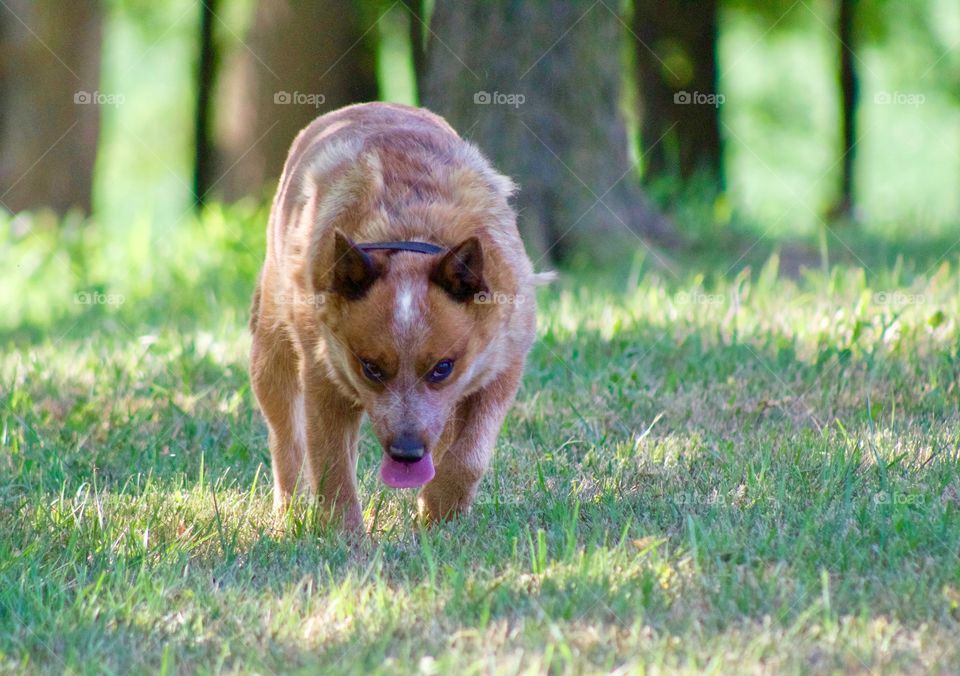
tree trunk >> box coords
[213,0,379,201]
[0,0,102,215]
[835,0,859,219]
[632,0,722,185]
[402,0,426,102]
[422,0,675,263]
[193,0,219,208]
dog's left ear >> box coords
[327,229,385,300]
[430,237,487,302]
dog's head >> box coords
[315,229,507,488]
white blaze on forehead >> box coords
[397,286,414,321]
[394,280,423,334]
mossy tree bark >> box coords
[213,0,378,201]
[422,0,676,263]
[0,0,102,215]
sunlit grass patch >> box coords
[2,224,960,671]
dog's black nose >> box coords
[388,433,426,463]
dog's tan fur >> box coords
[250,103,541,529]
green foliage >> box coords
[716,0,959,235]
[647,170,731,243]
[2,209,960,671]
[0,201,267,339]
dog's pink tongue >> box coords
[380,453,435,489]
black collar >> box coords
[356,241,445,255]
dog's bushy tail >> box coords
[531,271,558,286]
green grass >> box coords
[2,209,960,673]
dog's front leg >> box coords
[418,363,524,522]
[302,365,364,530]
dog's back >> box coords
[257,102,533,337]
[267,103,493,259]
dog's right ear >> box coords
[327,230,384,300]
[430,237,487,302]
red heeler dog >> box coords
[249,102,547,529]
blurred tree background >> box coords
[1,0,958,269]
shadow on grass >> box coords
[690,224,960,280]
[5,299,957,497]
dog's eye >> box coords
[428,359,455,383]
[360,360,384,382]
